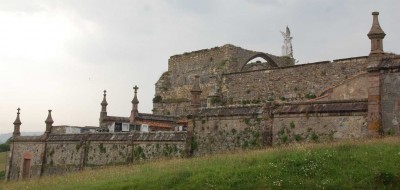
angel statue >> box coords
[281,26,293,58]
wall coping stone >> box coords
[273,100,368,115]
[223,56,368,76]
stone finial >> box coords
[132,86,139,104]
[368,12,386,55]
[100,90,108,126]
[45,110,54,133]
[130,86,139,124]
[13,107,21,137]
[101,90,108,107]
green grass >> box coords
[1,138,400,189]
[0,152,7,180]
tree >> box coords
[0,137,11,152]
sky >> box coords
[0,0,399,133]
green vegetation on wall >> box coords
[2,138,400,189]
[152,95,162,103]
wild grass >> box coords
[1,138,400,189]
[0,152,7,180]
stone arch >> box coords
[240,53,278,71]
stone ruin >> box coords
[5,12,400,180]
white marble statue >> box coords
[281,26,293,58]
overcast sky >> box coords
[0,0,399,133]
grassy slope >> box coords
[0,152,7,181]
[0,152,6,170]
[1,138,400,190]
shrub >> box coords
[305,93,317,99]
[0,137,11,152]
[210,97,221,105]
[294,134,303,142]
[152,95,162,103]
[289,121,295,129]
[310,132,319,142]
[374,171,399,187]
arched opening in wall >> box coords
[241,54,278,72]
[246,57,269,65]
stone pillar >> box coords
[130,86,139,125]
[367,12,386,137]
[190,75,202,113]
[45,110,54,135]
[99,90,108,126]
[13,108,21,137]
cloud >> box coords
[0,0,399,133]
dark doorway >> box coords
[22,158,31,179]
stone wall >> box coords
[222,57,368,104]
[190,106,267,156]
[378,56,400,135]
[45,142,83,175]
[272,100,368,144]
[153,44,293,116]
[189,100,370,155]
[7,132,187,180]
[7,139,44,179]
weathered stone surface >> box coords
[7,131,187,180]
[192,114,265,156]
[7,142,45,179]
[380,56,400,135]
[273,114,368,144]
[154,44,294,116]
[222,57,368,104]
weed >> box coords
[310,132,319,142]
[152,95,162,103]
[305,93,316,99]
[290,121,295,129]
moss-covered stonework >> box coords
[273,115,368,144]
[86,142,129,166]
[6,132,187,180]
[133,143,185,161]
[192,114,265,156]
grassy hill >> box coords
[1,138,400,189]
[0,152,7,180]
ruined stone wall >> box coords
[153,44,292,116]
[7,132,187,180]
[272,100,368,144]
[222,57,368,104]
[191,106,266,156]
